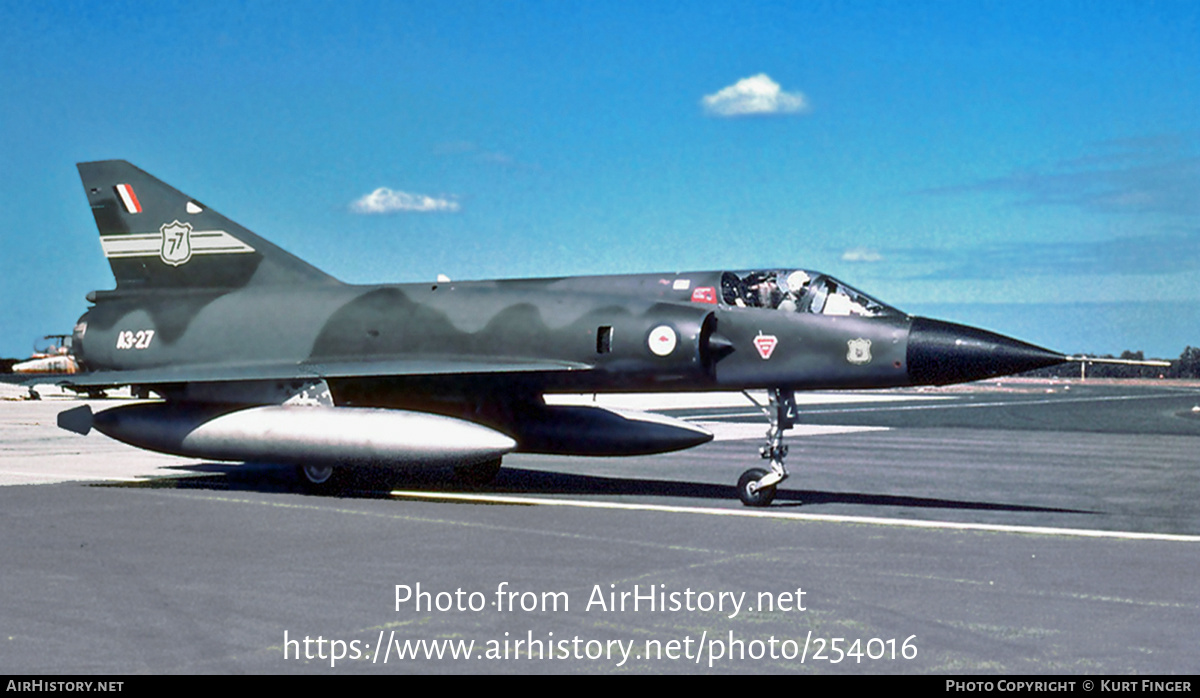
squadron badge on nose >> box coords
[846,338,872,365]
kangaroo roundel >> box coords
[648,325,677,356]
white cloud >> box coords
[351,188,460,214]
[842,247,884,263]
[702,74,809,117]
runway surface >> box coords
[1,380,1198,674]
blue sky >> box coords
[1,0,1197,358]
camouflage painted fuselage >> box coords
[75,271,912,404]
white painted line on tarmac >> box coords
[798,391,1195,415]
[388,490,1200,543]
[694,422,889,441]
[689,390,1200,421]
[0,471,152,485]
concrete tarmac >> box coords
[1,380,1197,674]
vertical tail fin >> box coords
[78,160,341,290]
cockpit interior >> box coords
[720,270,900,317]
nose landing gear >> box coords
[737,388,796,507]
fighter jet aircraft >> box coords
[52,160,1081,506]
[12,335,79,376]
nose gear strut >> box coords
[737,387,796,506]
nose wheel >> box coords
[737,388,796,507]
[738,468,776,507]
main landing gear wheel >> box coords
[738,467,776,507]
[454,457,502,486]
[296,463,341,492]
[736,387,797,507]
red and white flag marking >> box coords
[115,184,142,214]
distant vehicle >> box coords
[5,335,113,399]
[12,335,80,376]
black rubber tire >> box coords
[737,467,776,507]
[296,463,343,493]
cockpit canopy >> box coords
[720,270,902,317]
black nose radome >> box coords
[907,317,1066,386]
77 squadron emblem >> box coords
[160,220,193,267]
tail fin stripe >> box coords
[99,230,255,259]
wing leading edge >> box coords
[60,356,593,388]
